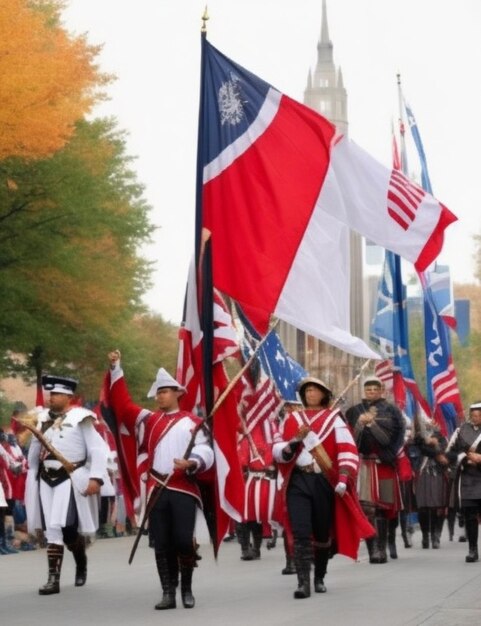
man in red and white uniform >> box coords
[273,377,371,600]
[107,351,214,611]
[236,410,279,561]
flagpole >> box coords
[330,358,372,410]
[396,73,408,176]
[207,318,280,419]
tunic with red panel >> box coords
[107,363,214,510]
[238,417,278,526]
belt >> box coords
[295,463,318,474]
[247,470,277,480]
[42,458,86,473]
[150,469,170,485]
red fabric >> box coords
[274,409,375,560]
[212,363,245,550]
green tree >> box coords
[0,118,155,395]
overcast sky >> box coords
[62,0,481,324]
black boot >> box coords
[66,534,87,586]
[447,508,456,541]
[282,554,296,575]
[363,506,383,564]
[431,512,444,549]
[374,517,388,563]
[293,540,311,599]
[313,547,329,593]
[154,550,176,610]
[400,510,412,548]
[251,522,263,560]
[465,509,479,563]
[266,529,278,550]
[179,554,196,609]
[281,536,296,574]
[39,544,64,595]
[237,523,255,561]
[388,517,398,559]
[418,508,430,549]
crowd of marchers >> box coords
[1,361,481,613]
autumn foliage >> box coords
[0,0,110,160]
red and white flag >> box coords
[200,40,457,358]
[176,257,244,546]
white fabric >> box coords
[25,406,107,536]
[320,137,447,266]
[0,481,6,507]
[275,200,379,359]
[147,367,186,398]
[151,414,214,475]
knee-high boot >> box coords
[313,547,329,593]
[179,554,196,609]
[388,517,398,559]
[400,509,412,548]
[375,517,388,564]
[464,509,479,563]
[154,550,176,610]
[39,544,64,595]
[281,534,296,575]
[293,539,312,599]
[363,504,382,563]
[66,534,87,586]
[251,522,263,560]
[418,508,430,548]
[236,522,255,561]
[447,508,456,541]
[431,511,444,549]
[266,528,278,550]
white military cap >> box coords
[147,368,186,398]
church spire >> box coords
[304,1,348,136]
[317,0,333,62]
[320,0,330,45]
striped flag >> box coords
[404,98,463,434]
[199,38,456,358]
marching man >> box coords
[106,350,214,611]
[26,375,108,595]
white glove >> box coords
[334,481,347,497]
[303,431,321,451]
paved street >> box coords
[2,525,481,626]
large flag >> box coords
[422,274,463,434]
[199,39,456,358]
[176,257,239,412]
[176,256,244,549]
[236,304,308,402]
[370,249,430,417]
[405,99,463,433]
[370,126,431,417]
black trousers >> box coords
[149,488,197,557]
[287,471,334,544]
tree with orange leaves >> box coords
[0,0,110,160]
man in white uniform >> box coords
[26,375,107,595]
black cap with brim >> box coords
[42,375,78,395]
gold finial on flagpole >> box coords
[201,5,209,33]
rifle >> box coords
[13,416,77,474]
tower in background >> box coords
[279,0,366,400]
